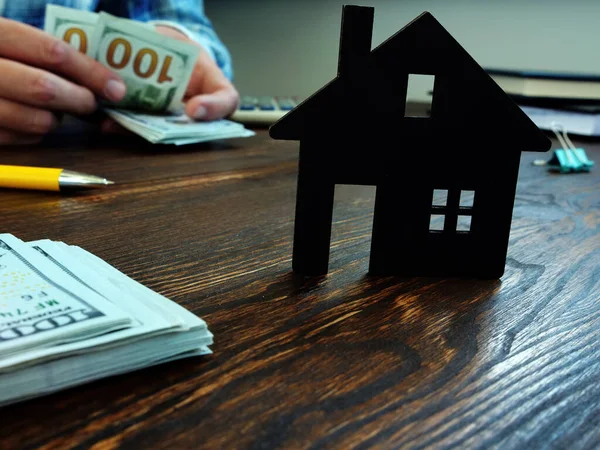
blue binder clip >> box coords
[534,123,595,173]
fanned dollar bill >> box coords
[44,5,254,144]
[44,4,98,56]
[90,12,199,113]
[0,234,213,407]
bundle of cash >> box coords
[44,5,254,145]
[105,109,254,145]
[0,233,212,407]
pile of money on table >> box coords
[44,5,254,145]
[0,234,212,407]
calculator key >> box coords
[239,96,257,111]
[277,97,297,111]
[258,96,276,111]
[230,95,298,127]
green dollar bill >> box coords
[90,12,200,113]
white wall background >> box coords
[206,0,600,101]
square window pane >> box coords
[457,215,472,232]
[429,214,445,231]
[460,190,475,208]
[432,189,448,207]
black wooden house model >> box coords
[270,6,551,278]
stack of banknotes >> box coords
[0,233,212,407]
[44,5,254,145]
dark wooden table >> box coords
[1,122,599,449]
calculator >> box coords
[230,96,299,127]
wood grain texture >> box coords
[0,122,599,449]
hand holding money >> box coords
[43,6,247,145]
[0,16,126,145]
[44,6,239,118]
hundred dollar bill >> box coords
[0,234,132,359]
[90,12,200,113]
[44,4,99,56]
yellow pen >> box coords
[0,165,114,192]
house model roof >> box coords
[270,8,551,154]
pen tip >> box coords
[106,180,115,185]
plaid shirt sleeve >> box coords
[99,0,234,81]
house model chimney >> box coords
[337,5,375,77]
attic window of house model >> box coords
[405,74,435,117]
